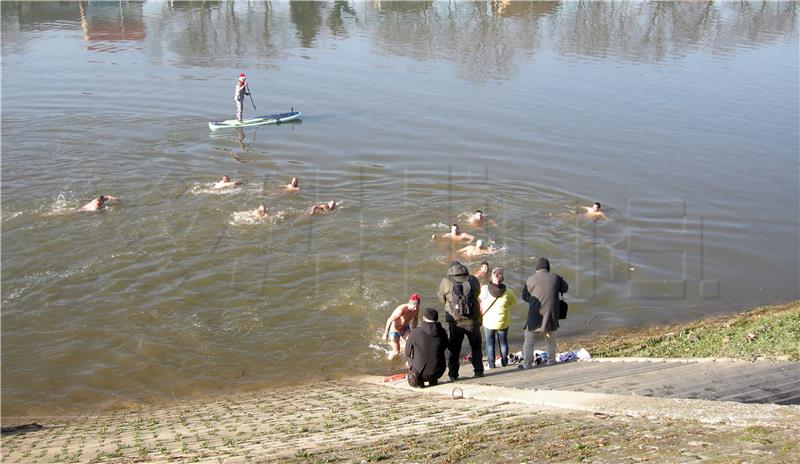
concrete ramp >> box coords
[462,359,800,405]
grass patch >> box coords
[581,302,800,360]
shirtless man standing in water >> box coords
[80,195,120,212]
[382,294,420,360]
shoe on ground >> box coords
[428,379,439,387]
[474,372,484,378]
[518,364,533,370]
[448,376,458,383]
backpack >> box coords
[448,277,473,320]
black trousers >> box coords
[447,323,483,379]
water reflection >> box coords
[2,1,796,80]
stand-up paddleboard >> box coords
[209,110,302,131]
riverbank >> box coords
[573,301,800,361]
[2,302,798,463]
[2,378,797,464]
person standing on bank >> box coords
[234,73,251,122]
[437,261,483,381]
[479,267,517,369]
[520,258,568,369]
[405,308,448,388]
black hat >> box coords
[423,307,439,322]
[535,257,550,271]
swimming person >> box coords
[458,239,493,257]
[432,224,475,243]
[284,177,300,192]
[382,294,421,360]
[474,261,491,282]
[213,175,242,190]
[79,195,120,212]
[467,210,497,227]
[251,204,284,219]
[234,73,251,122]
[581,202,608,220]
[308,200,336,215]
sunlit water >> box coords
[2,1,798,416]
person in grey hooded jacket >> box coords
[437,261,483,381]
[520,257,568,368]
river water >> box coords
[2,1,798,416]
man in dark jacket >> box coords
[520,257,568,369]
[437,261,483,381]
[405,308,448,388]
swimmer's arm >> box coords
[105,195,121,203]
[462,233,475,242]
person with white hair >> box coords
[457,239,493,257]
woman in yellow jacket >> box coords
[479,267,517,369]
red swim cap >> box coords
[409,293,420,302]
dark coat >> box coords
[437,261,481,328]
[522,270,568,332]
[405,321,448,382]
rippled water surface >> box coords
[2,1,798,416]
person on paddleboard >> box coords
[234,73,251,122]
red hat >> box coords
[409,293,421,302]
[238,73,246,80]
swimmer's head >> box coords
[290,177,299,187]
[97,195,107,204]
[479,261,489,272]
[476,239,484,249]
[257,204,267,214]
[474,210,483,219]
[592,202,601,212]
[408,293,420,309]
[222,175,230,182]
[451,224,460,234]
[491,267,504,284]
[327,200,336,209]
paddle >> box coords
[246,84,256,110]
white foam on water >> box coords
[424,222,449,230]
[229,210,286,226]
[42,190,80,216]
[191,182,264,196]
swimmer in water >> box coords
[284,177,300,192]
[474,261,491,281]
[213,175,243,190]
[308,200,336,215]
[432,224,475,243]
[251,203,284,220]
[466,210,497,227]
[458,239,494,258]
[252,204,268,219]
[79,195,120,212]
[581,202,608,220]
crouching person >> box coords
[405,308,448,388]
